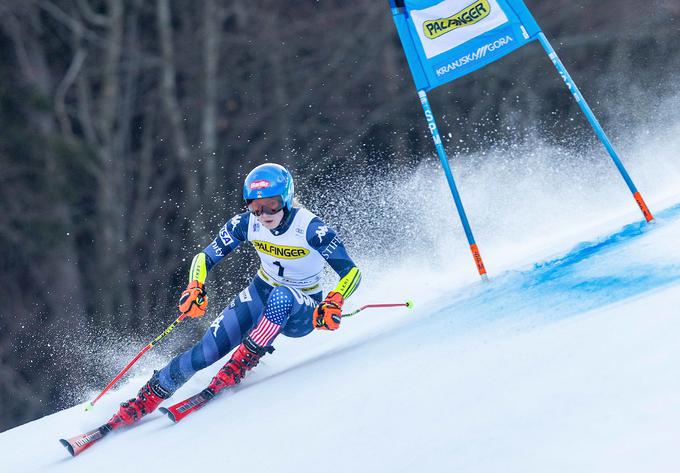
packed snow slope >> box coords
[3,91,680,472]
[2,197,680,472]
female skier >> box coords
[107,163,361,427]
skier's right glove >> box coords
[313,291,344,331]
[179,281,208,318]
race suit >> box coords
[156,207,361,392]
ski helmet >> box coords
[243,163,295,211]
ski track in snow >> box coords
[432,202,680,329]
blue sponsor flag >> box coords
[388,0,653,281]
[391,0,541,91]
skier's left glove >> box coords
[313,291,344,331]
[179,281,208,318]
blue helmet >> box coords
[243,163,295,211]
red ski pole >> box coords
[85,313,188,411]
[341,300,413,318]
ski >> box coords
[159,388,216,423]
[59,423,114,457]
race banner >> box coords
[390,0,542,91]
[387,0,654,281]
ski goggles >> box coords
[247,196,284,216]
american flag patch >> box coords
[249,317,282,347]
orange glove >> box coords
[178,281,208,318]
[313,291,344,331]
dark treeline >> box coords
[0,0,677,431]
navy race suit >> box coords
[157,207,361,392]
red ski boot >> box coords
[108,372,172,428]
[207,339,272,395]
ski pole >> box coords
[341,300,414,318]
[85,313,188,411]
